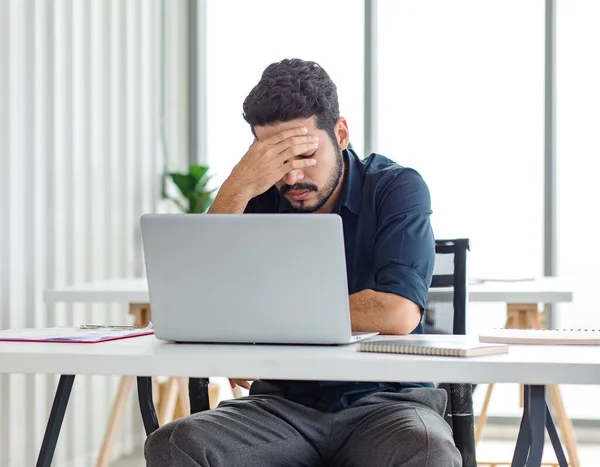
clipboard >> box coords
[0,323,154,343]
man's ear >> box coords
[334,117,350,150]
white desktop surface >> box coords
[43,276,573,305]
[1,335,598,385]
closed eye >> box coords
[300,152,316,159]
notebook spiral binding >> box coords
[359,342,463,357]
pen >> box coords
[80,325,138,330]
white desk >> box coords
[42,277,576,466]
[1,335,598,467]
[2,335,598,384]
[43,276,574,305]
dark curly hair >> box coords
[243,59,340,145]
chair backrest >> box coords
[423,238,470,335]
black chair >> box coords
[424,238,469,336]
[426,238,476,467]
[137,238,476,466]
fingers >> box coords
[264,126,308,144]
[271,135,318,149]
[273,140,319,163]
[260,136,317,162]
[280,158,316,175]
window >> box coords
[556,0,600,420]
[377,0,545,321]
[556,1,600,330]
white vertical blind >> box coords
[33,0,54,458]
[0,1,9,462]
[0,0,188,464]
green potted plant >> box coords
[164,164,215,213]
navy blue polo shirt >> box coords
[245,149,436,412]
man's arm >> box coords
[350,289,421,335]
[351,169,435,335]
[208,182,252,214]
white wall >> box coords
[0,0,188,464]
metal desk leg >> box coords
[526,385,546,467]
[36,375,76,467]
[512,385,532,466]
[511,385,568,467]
[137,376,159,436]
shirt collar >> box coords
[277,148,363,214]
[338,148,362,215]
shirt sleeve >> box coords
[371,168,435,312]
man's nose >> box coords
[283,169,305,186]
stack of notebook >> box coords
[478,328,600,345]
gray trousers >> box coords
[145,386,462,466]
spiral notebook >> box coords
[479,328,600,345]
[358,336,509,357]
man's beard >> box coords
[281,151,344,213]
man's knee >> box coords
[145,421,178,466]
[426,425,462,466]
[403,414,461,467]
[378,410,460,467]
[146,415,221,466]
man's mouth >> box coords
[286,190,312,201]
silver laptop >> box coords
[140,214,378,345]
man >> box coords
[145,58,461,466]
